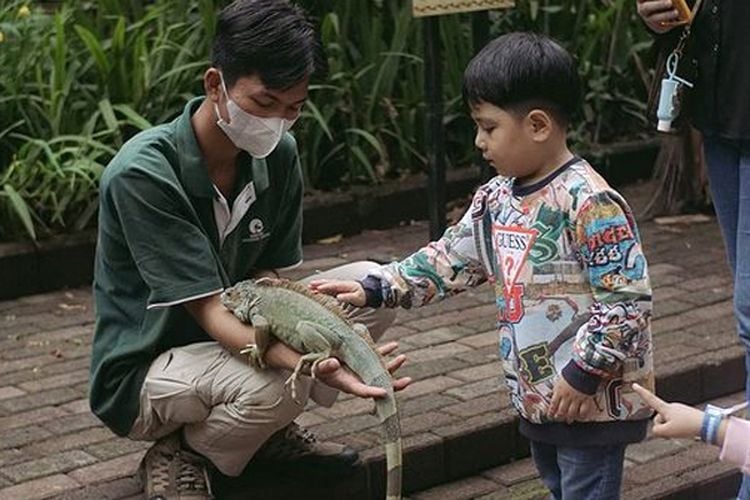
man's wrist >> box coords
[264,342,301,371]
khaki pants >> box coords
[128,262,394,476]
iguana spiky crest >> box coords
[254,277,352,323]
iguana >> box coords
[220,277,403,500]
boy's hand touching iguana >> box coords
[309,279,367,307]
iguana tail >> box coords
[338,324,402,499]
[373,379,402,500]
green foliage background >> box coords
[0,0,654,242]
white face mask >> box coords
[214,73,297,159]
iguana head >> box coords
[220,280,258,322]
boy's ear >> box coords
[525,109,553,142]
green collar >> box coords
[175,97,270,198]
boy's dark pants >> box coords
[530,441,626,500]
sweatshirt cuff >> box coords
[720,417,750,474]
[562,360,602,395]
[358,275,383,308]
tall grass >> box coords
[295,0,654,188]
[0,0,216,241]
[0,0,654,242]
[294,2,481,189]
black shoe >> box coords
[251,421,360,474]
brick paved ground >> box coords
[0,181,743,499]
[409,390,745,500]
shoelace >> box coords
[150,451,173,490]
[174,451,212,494]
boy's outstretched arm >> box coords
[555,191,653,420]
[315,209,488,310]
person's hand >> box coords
[548,377,596,424]
[636,0,682,33]
[312,341,411,398]
[309,279,367,307]
[632,383,704,439]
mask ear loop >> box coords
[214,71,231,125]
[218,71,231,97]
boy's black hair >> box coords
[462,32,581,125]
[212,0,327,90]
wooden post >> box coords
[471,10,494,183]
[414,1,514,238]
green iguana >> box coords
[220,277,402,500]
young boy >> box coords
[312,32,654,499]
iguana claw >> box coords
[240,313,273,369]
[285,357,310,404]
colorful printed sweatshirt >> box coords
[364,158,655,445]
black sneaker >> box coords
[139,433,213,500]
[252,421,360,473]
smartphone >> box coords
[662,0,693,26]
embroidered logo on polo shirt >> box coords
[250,218,264,234]
[243,217,270,243]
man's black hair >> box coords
[462,32,581,125]
[212,0,327,89]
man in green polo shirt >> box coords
[90,1,410,497]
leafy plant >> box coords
[0,0,655,242]
[0,0,217,241]
[295,3,489,189]
[0,136,111,240]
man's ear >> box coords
[526,109,553,142]
[204,68,223,103]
